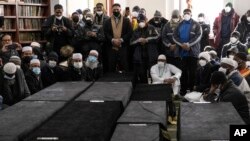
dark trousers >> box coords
[180,57,198,95]
[108,47,128,72]
[133,63,148,84]
[217,37,230,58]
[166,56,181,69]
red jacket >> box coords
[213,9,239,48]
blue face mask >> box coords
[32,67,41,75]
[87,56,97,63]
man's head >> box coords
[96,3,104,16]
[30,59,41,75]
[112,3,121,17]
[85,12,94,25]
[210,71,227,89]
[71,12,80,23]
[153,10,162,24]
[87,50,98,63]
[234,52,247,70]
[183,9,192,21]
[22,46,33,58]
[1,34,12,46]
[204,45,214,52]
[219,58,237,75]
[198,52,211,67]
[171,9,180,22]
[209,50,218,59]
[9,56,21,68]
[225,2,233,13]
[47,51,58,68]
[137,14,146,28]
[72,53,83,69]
[198,13,205,23]
[3,62,17,77]
[157,54,166,68]
[125,7,130,17]
[54,4,63,18]
[230,31,240,44]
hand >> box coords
[181,43,190,51]
[209,84,218,94]
[62,26,67,31]
[91,32,97,37]
[170,44,176,51]
[1,44,9,52]
[112,39,121,47]
[15,43,22,51]
[52,25,58,32]
[164,78,176,84]
[87,31,92,37]
[139,38,147,45]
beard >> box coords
[85,60,98,70]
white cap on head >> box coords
[3,62,17,74]
[72,53,82,60]
[209,50,217,56]
[89,50,99,57]
[30,59,40,65]
[158,54,166,60]
[30,42,41,48]
[22,46,32,52]
[221,58,237,69]
[199,51,211,61]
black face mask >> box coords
[72,17,79,23]
[85,20,92,26]
[22,56,32,64]
[113,11,120,17]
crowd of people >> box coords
[0,2,250,124]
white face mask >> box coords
[49,60,57,68]
[96,11,103,16]
[230,37,238,44]
[139,22,146,28]
[56,16,63,20]
[225,6,231,13]
[73,62,83,69]
[172,18,179,23]
[158,62,165,68]
[132,11,138,18]
[247,17,250,22]
[198,17,204,22]
[228,55,234,59]
[246,61,250,67]
[86,17,92,21]
[199,60,207,67]
[184,14,191,21]
[218,67,227,74]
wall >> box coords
[233,0,249,17]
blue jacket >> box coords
[173,19,202,58]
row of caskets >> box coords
[0,73,245,141]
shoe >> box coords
[168,116,177,125]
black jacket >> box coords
[235,15,250,44]
[199,22,210,51]
[130,24,159,66]
[148,17,168,34]
[69,66,85,81]
[25,70,43,95]
[221,42,248,58]
[195,63,214,92]
[0,68,30,106]
[43,15,73,53]
[83,63,103,81]
[41,64,62,88]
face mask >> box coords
[184,14,191,21]
[23,56,32,64]
[158,62,165,68]
[172,18,179,23]
[113,11,120,17]
[49,60,57,68]
[32,67,41,75]
[225,6,231,13]
[131,11,138,18]
[56,16,63,20]
[96,11,103,16]
[154,20,160,24]
[230,37,238,44]
[199,60,207,67]
[198,17,204,23]
[87,56,97,63]
[218,67,227,74]
[228,55,234,59]
[72,17,79,23]
[139,22,146,28]
[247,17,250,22]
[73,62,83,69]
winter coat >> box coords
[25,69,43,94]
[235,15,250,44]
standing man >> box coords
[173,9,202,95]
[43,4,73,56]
[93,3,109,28]
[235,10,250,44]
[197,13,210,52]
[103,3,132,72]
[213,2,239,57]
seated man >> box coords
[0,62,30,106]
[203,71,250,124]
[83,50,103,81]
[150,54,182,124]
[25,59,43,94]
[69,53,85,81]
[219,58,250,93]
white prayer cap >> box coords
[89,50,99,57]
[209,50,217,56]
[72,53,82,60]
[221,58,237,68]
[30,58,40,65]
[30,42,41,48]
[158,54,166,60]
[3,62,17,74]
[22,46,32,52]
[199,51,211,61]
